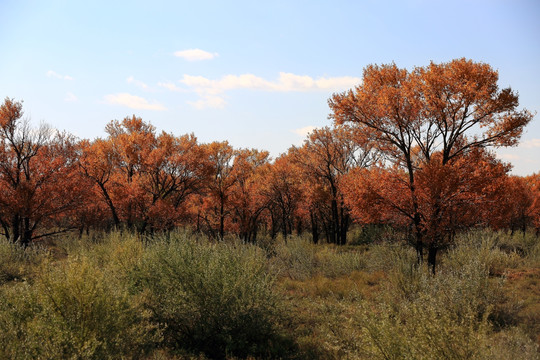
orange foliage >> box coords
[290,125,376,244]
[330,59,533,271]
[80,116,208,232]
[0,59,535,249]
[0,98,84,244]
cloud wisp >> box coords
[497,153,521,161]
[160,72,361,109]
[174,49,218,61]
[157,82,186,92]
[292,126,316,138]
[127,76,149,90]
[187,96,227,110]
[64,92,78,102]
[46,70,73,80]
[521,138,540,149]
[104,93,166,111]
[181,72,361,94]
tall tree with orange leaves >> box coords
[486,175,536,235]
[198,141,237,239]
[330,59,533,272]
[79,138,120,227]
[228,148,270,242]
[291,125,376,244]
[80,116,208,232]
[0,98,83,245]
[527,173,540,235]
[259,153,303,239]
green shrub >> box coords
[316,246,367,278]
[0,256,156,359]
[134,234,288,359]
[80,231,145,281]
[0,283,41,359]
[270,237,318,280]
[270,236,367,281]
[363,242,416,274]
[354,297,493,360]
[309,232,536,359]
[0,238,45,283]
[445,231,522,276]
[348,224,403,245]
[321,259,537,360]
[484,327,539,360]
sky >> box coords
[0,0,539,175]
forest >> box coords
[1,58,539,359]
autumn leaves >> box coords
[0,59,537,263]
[329,58,535,270]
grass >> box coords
[0,228,538,359]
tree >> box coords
[80,116,208,232]
[291,125,376,244]
[528,173,540,235]
[0,98,82,245]
[228,148,269,242]
[199,141,237,239]
[79,138,121,227]
[486,175,535,234]
[259,154,303,239]
[329,59,533,272]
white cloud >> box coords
[104,93,166,111]
[188,96,226,109]
[292,126,316,138]
[126,76,148,89]
[64,92,78,102]
[159,71,360,109]
[520,138,540,149]
[497,153,520,161]
[180,72,361,95]
[178,72,360,108]
[46,70,73,80]
[174,49,218,61]
[157,82,185,92]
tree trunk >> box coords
[281,209,288,238]
[415,238,424,265]
[331,198,339,244]
[338,210,349,245]
[270,210,277,239]
[11,214,20,243]
[219,200,225,240]
[98,183,120,227]
[310,211,319,244]
[22,225,32,247]
[427,245,438,275]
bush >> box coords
[134,234,289,359]
[316,246,367,278]
[0,283,41,360]
[445,231,523,276]
[270,237,318,281]
[270,236,367,281]
[0,255,156,360]
[320,255,537,360]
[0,238,45,283]
[305,230,538,359]
[348,224,403,245]
[362,242,416,274]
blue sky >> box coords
[1,0,539,175]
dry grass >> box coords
[0,228,539,359]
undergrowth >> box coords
[0,228,537,359]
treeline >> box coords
[1,99,538,245]
[0,102,376,246]
[0,59,539,259]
